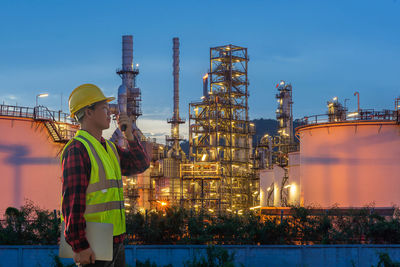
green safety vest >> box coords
[61,130,126,236]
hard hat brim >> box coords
[70,96,115,118]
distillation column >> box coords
[163,37,186,207]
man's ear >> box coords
[85,107,94,118]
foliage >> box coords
[373,252,400,267]
[0,200,60,245]
[184,246,238,267]
[1,202,400,246]
[136,259,173,267]
[51,254,75,267]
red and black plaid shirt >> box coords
[61,130,150,252]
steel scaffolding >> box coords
[184,44,259,214]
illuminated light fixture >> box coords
[333,97,338,101]
[161,202,167,206]
[227,209,232,212]
[36,93,49,106]
[284,184,292,189]
[280,81,285,85]
[249,205,261,210]
[208,209,214,212]
[136,63,139,67]
[203,73,209,80]
[201,154,207,161]
[124,203,131,207]
[328,103,334,107]
[347,112,359,117]
[201,96,205,100]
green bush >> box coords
[1,202,399,245]
[184,246,238,267]
[0,201,59,245]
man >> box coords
[61,83,150,266]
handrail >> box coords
[301,109,397,125]
[0,104,77,125]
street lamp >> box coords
[36,93,49,107]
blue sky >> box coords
[0,0,399,140]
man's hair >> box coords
[75,104,96,124]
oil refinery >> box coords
[0,35,399,217]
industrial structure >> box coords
[0,105,78,215]
[183,44,259,213]
[258,81,299,207]
[295,96,400,208]
[1,35,400,218]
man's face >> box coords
[89,101,111,130]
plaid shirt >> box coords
[61,130,150,252]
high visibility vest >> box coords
[61,130,126,236]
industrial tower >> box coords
[256,81,298,206]
[182,45,259,213]
[163,37,186,207]
[112,35,143,212]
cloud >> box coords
[0,94,19,104]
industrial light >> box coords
[333,97,338,101]
[36,93,49,106]
[161,202,167,206]
[249,206,261,210]
[208,209,214,212]
[136,63,139,67]
[203,73,209,80]
[201,154,207,161]
[280,81,285,85]
[347,112,359,117]
[284,184,292,189]
[124,203,131,207]
[267,187,271,191]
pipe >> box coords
[354,91,360,113]
[122,35,133,72]
[203,73,209,98]
[173,37,179,121]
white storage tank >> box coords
[297,121,400,208]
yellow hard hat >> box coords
[69,84,115,118]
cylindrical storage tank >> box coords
[297,121,400,208]
[259,169,274,206]
[0,116,75,217]
[288,151,300,206]
[273,165,285,207]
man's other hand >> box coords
[117,114,134,141]
[73,247,95,265]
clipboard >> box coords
[59,221,114,261]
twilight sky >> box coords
[0,0,399,141]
